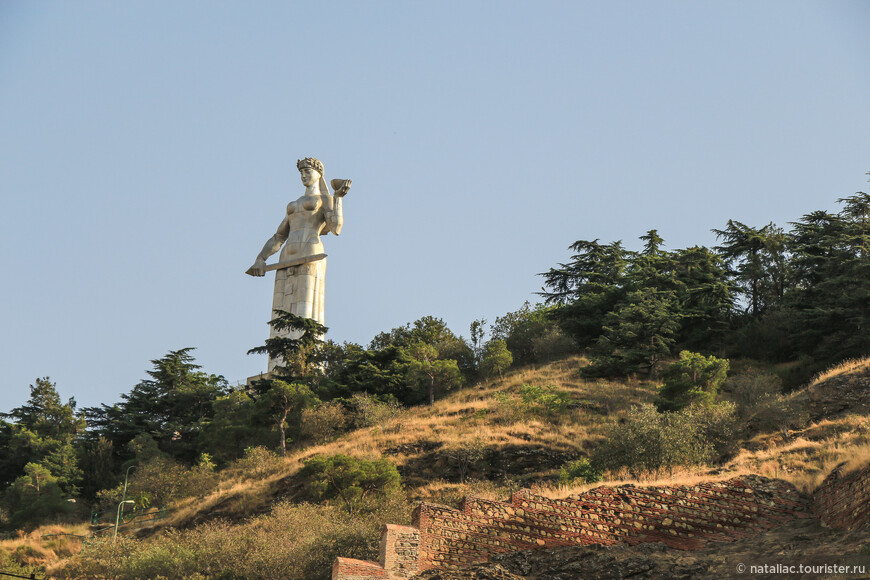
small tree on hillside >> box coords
[656,351,729,412]
[405,343,463,405]
[258,381,319,456]
[300,454,401,516]
[480,339,513,378]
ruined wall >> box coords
[333,475,812,579]
[814,462,870,530]
[413,476,810,571]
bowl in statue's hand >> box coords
[331,179,351,196]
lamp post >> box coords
[120,465,135,506]
[113,500,135,542]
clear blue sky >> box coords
[1,1,869,413]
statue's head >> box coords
[297,157,323,175]
[297,157,324,188]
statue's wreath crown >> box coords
[297,157,324,175]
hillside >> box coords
[8,355,870,579]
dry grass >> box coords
[0,523,90,574]
[808,356,870,387]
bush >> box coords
[656,351,729,411]
[224,446,283,481]
[723,369,781,417]
[681,401,738,458]
[751,395,809,440]
[447,438,486,483]
[493,384,572,422]
[594,404,717,478]
[558,457,602,484]
[300,401,349,443]
[300,455,401,516]
[346,393,402,430]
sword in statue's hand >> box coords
[246,253,327,277]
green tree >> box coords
[0,378,85,496]
[656,351,730,411]
[587,289,681,377]
[713,220,787,317]
[258,381,320,456]
[300,454,401,516]
[405,343,463,406]
[479,339,513,378]
[202,390,272,463]
[540,240,630,349]
[84,349,227,465]
[786,191,870,364]
[4,463,74,528]
[491,302,574,365]
[247,310,327,384]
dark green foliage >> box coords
[247,310,328,384]
[656,351,730,411]
[713,220,788,317]
[558,457,602,484]
[0,378,85,492]
[300,454,402,516]
[784,192,870,365]
[593,403,737,477]
[405,342,463,405]
[83,349,228,466]
[259,380,320,455]
[490,302,575,365]
[330,316,471,406]
[586,289,681,377]
[542,232,733,376]
[4,463,75,528]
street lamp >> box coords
[113,500,135,542]
[120,465,135,506]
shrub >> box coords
[346,393,402,430]
[594,404,715,478]
[300,401,349,443]
[681,401,738,458]
[493,384,572,422]
[656,351,729,411]
[300,455,401,516]
[447,437,486,483]
[724,369,781,412]
[558,457,602,484]
[224,446,283,480]
[751,395,809,440]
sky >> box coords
[1,1,869,413]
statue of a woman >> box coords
[246,157,349,370]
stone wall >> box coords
[813,462,870,530]
[332,475,812,579]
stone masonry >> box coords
[332,474,820,580]
[813,461,870,530]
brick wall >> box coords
[379,524,420,578]
[413,475,810,571]
[814,462,870,530]
[332,475,812,579]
